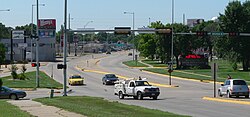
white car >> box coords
[218,79,249,98]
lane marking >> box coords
[75,66,177,88]
[141,70,224,84]
[203,97,250,105]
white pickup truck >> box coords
[114,78,160,100]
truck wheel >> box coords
[227,91,231,98]
[137,92,143,100]
[152,96,158,100]
[218,90,223,97]
[119,91,124,99]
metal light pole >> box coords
[124,11,135,61]
[170,0,174,85]
[36,0,40,88]
[63,0,68,96]
[68,13,73,55]
[84,21,93,28]
[31,4,45,63]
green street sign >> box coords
[211,32,224,36]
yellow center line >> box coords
[203,97,250,105]
[76,66,177,88]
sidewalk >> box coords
[8,100,86,117]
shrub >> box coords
[9,64,19,79]
[232,62,238,71]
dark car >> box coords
[128,53,132,56]
[0,86,26,100]
[102,74,119,85]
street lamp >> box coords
[68,13,73,55]
[63,0,68,96]
[84,21,93,28]
[31,4,45,63]
[124,11,135,61]
[0,9,10,12]
[170,0,174,85]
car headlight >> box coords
[106,80,110,81]
[144,88,149,92]
[156,88,160,92]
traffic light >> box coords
[156,28,172,35]
[228,32,239,37]
[31,63,40,67]
[57,64,66,69]
[114,27,131,35]
[196,31,208,36]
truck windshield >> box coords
[135,81,150,86]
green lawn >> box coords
[34,96,190,117]
[141,60,167,67]
[0,100,32,117]
[123,60,148,67]
[142,59,250,83]
[0,71,63,89]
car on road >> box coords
[0,86,26,100]
[102,74,119,85]
[128,53,132,56]
[218,79,249,98]
[68,74,84,85]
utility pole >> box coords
[63,0,68,96]
[36,0,40,88]
[68,13,71,55]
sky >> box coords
[0,0,246,31]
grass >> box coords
[141,59,250,83]
[0,100,33,117]
[0,71,63,89]
[123,60,148,67]
[34,96,190,117]
[141,60,167,67]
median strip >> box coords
[203,97,250,105]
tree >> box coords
[0,43,6,67]
[0,78,3,87]
[0,22,11,39]
[218,1,250,71]
[137,34,156,60]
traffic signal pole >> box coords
[36,0,40,88]
[63,0,68,96]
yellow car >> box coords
[68,75,84,85]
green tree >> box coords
[0,78,3,87]
[0,43,6,66]
[137,34,156,60]
[0,23,11,39]
[218,1,250,71]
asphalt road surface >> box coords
[37,51,250,117]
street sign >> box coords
[76,28,95,34]
[211,32,224,36]
[137,28,155,34]
[12,30,25,39]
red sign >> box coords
[38,19,56,29]
[185,54,202,59]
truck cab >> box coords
[114,78,160,100]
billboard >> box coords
[12,30,24,39]
[38,19,56,29]
[38,30,56,38]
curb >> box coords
[141,70,224,84]
[203,96,250,105]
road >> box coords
[32,51,250,117]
